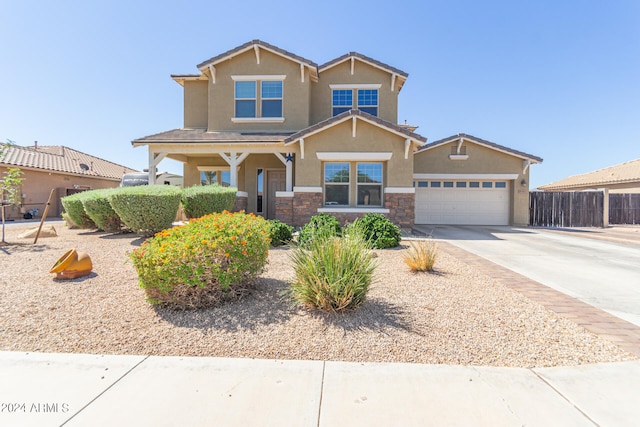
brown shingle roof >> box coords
[284,109,427,144]
[417,133,543,163]
[197,40,318,70]
[132,128,293,145]
[0,145,138,180]
[538,158,640,190]
[319,52,409,78]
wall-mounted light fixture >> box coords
[520,179,527,187]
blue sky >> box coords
[1,0,638,188]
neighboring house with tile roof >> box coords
[133,40,541,227]
[538,158,640,193]
[0,143,138,220]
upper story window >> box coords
[357,90,378,116]
[232,75,285,122]
[235,81,257,118]
[332,90,353,116]
[330,84,381,117]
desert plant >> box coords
[181,184,237,219]
[108,185,181,236]
[81,188,124,232]
[297,213,341,248]
[403,239,438,272]
[268,219,293,246]
[130,211,270,309]
[349,213,400,249]
[60,191,96,229]
[287,228,376,312]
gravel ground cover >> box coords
[0,221,635,367]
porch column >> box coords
[274,152,293,192]
[148,151,168,185]
[219,152,249,189]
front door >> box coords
[266,170,286,219]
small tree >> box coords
[1,141,25,243]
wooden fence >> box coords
[529,191,604,227]
[609,193,640,225]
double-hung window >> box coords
[261,81,282,117]
[233,76,284,121]
[357,90,378,116]
[357,163,382,206]
[235,81,256,118]
[324,163,350,205]
[330,84,380,117]
[332,90,352,116]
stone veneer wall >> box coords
[232,195,248,213]
[275,191,415,229]
[275,196,293,225]
[384,192,415,229]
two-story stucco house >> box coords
[133,40,542,227]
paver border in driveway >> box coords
[438,241,640,357]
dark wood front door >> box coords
[266,170,286,219]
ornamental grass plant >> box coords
[130,211,270,309]
[403,239,438,272]
[287,227,376,312]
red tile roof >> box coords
[0,144,138,180]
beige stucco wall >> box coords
[293,120,413,206]
[311,60,399,125]
[0,166,120,220]
[184,80,208,128]
[413,142,531,225]
[206,49,312,132]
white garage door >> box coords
[415,180,510,225]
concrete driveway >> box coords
[414,225,640,327]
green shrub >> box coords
[81,188,124,232]
[181,184,237,219]
[268,219,293,246]
[108,185,181,236]
[349,213,400,249]
[287,228,376,312]
[297,213,341,248]
[61,212,78,229]
[130,211,270,309]
[60,191,96,229]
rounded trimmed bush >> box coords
[349,213,400,249]
[81,188,124,232]
[61,191,96,229]
[108,185,181,236]
[181,184,237,219]
[268,219,293,246]
[130,211,270,309]
[287,227,376,312]
[297,213,341,248]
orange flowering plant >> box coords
[130,211,270,309]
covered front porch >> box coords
[131,129,296,219]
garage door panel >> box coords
[415,181,509,225]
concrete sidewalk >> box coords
[1,351,639,427]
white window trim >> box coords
[329,84,382,89]
[448,154,469,160]
[385,187,415,194]
[293,186,323,193]
[232,75,287,81]
[231,117,285,123]
[324,163,350,206]
[356,162,383,207]
[317,152,392,161]
[197,166,231,172]
[318,207,390,214]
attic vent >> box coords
[79,163,90,171]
